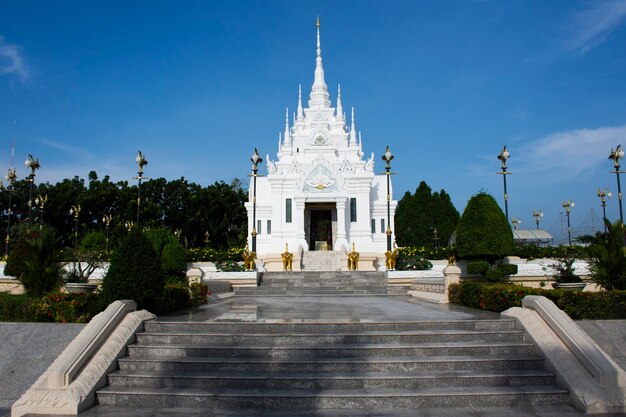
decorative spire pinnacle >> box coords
[283,108,290,145]
[336,83,344,122]
[350,107,357,145]
[309,15,330,108]
[297,84,304,120]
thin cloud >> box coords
[561,0,626,55]
[40,139,94,160]
[0,36,28,82]
[516,124,626,182]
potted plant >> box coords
[62,247,105,294]
[548,253,586,290]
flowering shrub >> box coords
[38,291,102,323]
[187,247,244,263]
[448,282,626,320]
[397,246,455,260]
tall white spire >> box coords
[297,84,304,120]
[309,15,331,108]
[283,108,291,145]
[336,83,344,123]
[350,107,357,145]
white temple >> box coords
[246,18,397,268]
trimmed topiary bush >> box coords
[190,282,209,305]
[0,293,40,322]
[161,241,188,277]
[466,261,491,276]
[455,192,514,261]
[101,229,164,310]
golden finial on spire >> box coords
[316,15,320,28]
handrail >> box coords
[522,295,623,387]
[47,300,137,388]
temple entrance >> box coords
[305,203,336,251]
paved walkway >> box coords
[157,295,499,323]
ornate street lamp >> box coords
[597,189,611,234]
[608,145,625,225]
[433,227,440,250]
[134,151,148,226]
[24,154,40,230]
[69,204,81,248]
[34,194,48,230]
[532,210,544,230]
[204,230,210,247]
[249,148,262,254]
[102,213,112,251]
[382,145,395,255]
[5,168,16,255]
[562,200,575,245]
[497,146,512,221]
[124,220,134,233]
[511,217,521,230]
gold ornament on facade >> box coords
[242,243,256,271]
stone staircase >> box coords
[96,319,569,411]
[301,250,345,271]
[235,271,410,296]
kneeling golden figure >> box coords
[385,244,399,270]
[282,243,293,272]
[242,243,256,271]
[347,243,359,271]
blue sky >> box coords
[1,0,626,243]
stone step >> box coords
[135,330,525,346]
[96,385,569,409]
[117,355,544,373]
[143,320,517,334]
[107,369,556,390]
[128,342,535,359]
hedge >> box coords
[448,281,626,320]
[0,292,41,322]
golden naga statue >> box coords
[347,243,359,271]
[282,243,293,272]
[385,243,399,270]
[448,255,456,266]
[242,243,256,271]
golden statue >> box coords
[385,243,399,270]
[281,243,293,271]
[448,255,456,266]
[347,243,359,271]
[242,243,256,271]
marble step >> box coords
[143,320,517,334]
[117,355,543,373]
[127,342,536,359]
[107,369,557,390]
[96,385,568,409]
[135,330,525,346]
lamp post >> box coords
[69,204,81,248]
[597,189,611,234]
[102,214,112,251]
[204,231,210,247]
[34,194,48,230]
[511,217,521,230]
[124,220,134,233]
[24,154,40,230]
[433,227,440,250]
[381,145,395,254]
[532,210,544,230]
[497,146,511,221]
[5,168,16,255]
[133,151,148,226]
[249,148,262,254]
[562,200,574,245]
[609,145,625,225]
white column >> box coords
[295,197,308,250]
[335,198,349,251]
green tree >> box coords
[20,229,62,296]
[395,181,459,247]
[456,192,513,260]
[588,220,626,290]
[101,229,164,310]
